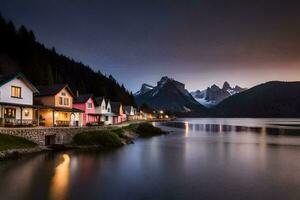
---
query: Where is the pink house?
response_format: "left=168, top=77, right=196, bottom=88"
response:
left=73, top=94, right=100, bottom=126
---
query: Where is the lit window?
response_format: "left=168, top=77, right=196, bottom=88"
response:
left=64, top=98, right=69, bottom=106
left=59, top=97, right=63, bottom=105
left=4, top=108, right=16, bottom=118
left=11, top=86, right=21, bottom=98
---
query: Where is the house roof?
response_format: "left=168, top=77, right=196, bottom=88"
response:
left=35, top=104, right=84, bottom=113
left=110, top=101, right=122, bottom=115
left=94, top=96, right=105, bottom=106
left=35, top=84, right=76, bottom=98
left=0, top=72, right=39, bottom=93
left=74, top=94, right=93, bottom=103
left=124, top=106, right=133, bottom=115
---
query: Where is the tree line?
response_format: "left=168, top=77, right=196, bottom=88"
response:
left=0, top=14, right=136, bottom=106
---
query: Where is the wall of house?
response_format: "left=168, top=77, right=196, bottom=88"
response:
left=0, top=78, right=33, bottom=105
left=54, top=87, right=73, bottom=108
left=70, top=113, right=82, bottom=127
left=0, top=105, right=33, bottom=120
left=39, top=109, right=54, bottom=126
left=120, top=105, right=127, bottom=122
left=34, top=96, right=55, bottom=107
left=73, top=98, right=96, bottom=125
left=95, top=99, right=106, bottom=114
left=100, top=115, right=113, bottom=125
left=55, top=112, right=70, bottom=122
left=72, top=103, right=86, bottom=124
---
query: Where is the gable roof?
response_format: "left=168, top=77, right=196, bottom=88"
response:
left=36, top=84, right=76, bottom=97
left=94, top=97, right=105, bottom=107
left=74, top=94, right=93, bottom=103
left=0, top=72, right=39, bottom=93
left=110, top=101, right=122, bottom=114
left=124, top=105, right=133, bottom=114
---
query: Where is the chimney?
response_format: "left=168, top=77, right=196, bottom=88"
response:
left=76, top=90, right=79, bottom=97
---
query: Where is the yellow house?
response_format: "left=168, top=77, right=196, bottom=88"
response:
left=34, top=84, right=83, bottom=126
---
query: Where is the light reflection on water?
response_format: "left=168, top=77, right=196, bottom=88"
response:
left=0, top=118, right=300, bottom=200
left=159, top=118, right=300, bottom=136
left=49, top=154, right=70, bottom=200
left=184, top=121, right=189, bottom=137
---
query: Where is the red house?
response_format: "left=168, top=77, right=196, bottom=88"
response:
left=73, top=94, right=100, bottom=126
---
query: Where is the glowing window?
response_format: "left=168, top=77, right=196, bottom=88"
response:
left=11, top=86, right=21, bottom=98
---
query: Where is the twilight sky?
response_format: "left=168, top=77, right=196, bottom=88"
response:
left=1, top=0, right=300, bottom=92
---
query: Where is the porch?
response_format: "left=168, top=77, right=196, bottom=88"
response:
left=37, top=105, right=83, bottom=127
left=0, top=103, right=37, bottom=127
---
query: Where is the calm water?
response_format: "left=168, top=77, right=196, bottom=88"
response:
left=1, top=118, right=300, bottom=200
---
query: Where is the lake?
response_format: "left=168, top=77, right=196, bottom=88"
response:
left=1, top=118, right=300, bottom=200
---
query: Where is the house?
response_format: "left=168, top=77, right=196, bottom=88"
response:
left=124, top=105, right=138, bottom=121
left=73, top=94, right=100, bottom=126
left=110, top=101, right=126, bottom=124
left=34, top=84, right=83, bottom=126
left=0, top=73, right=39, bottom=126
left=94, top=97, right=114, bottom=125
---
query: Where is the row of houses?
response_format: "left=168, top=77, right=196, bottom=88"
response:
left=0, top=72, right=141, bottom=127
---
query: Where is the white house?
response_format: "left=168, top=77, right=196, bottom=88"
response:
left=94, top=97, right=114, bottom=125
left=0, top=72, right=39, bottom=126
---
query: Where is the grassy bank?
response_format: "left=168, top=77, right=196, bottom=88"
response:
left=125, top=123, right=167, bottom=138
left=0, top=134, right=37, bottom=151
left=73, top=123, right=167, bottom=148
left=73, top=130, right=123, bottom=148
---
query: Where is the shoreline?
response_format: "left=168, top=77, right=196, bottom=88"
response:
left=0, top=121, right=168, bottom=161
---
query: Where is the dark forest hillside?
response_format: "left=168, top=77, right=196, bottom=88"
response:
left=0, top=15, right=135, bottom=105
left=210, top=81, right=300, bottom=117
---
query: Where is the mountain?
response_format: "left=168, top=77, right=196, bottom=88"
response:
left=191, top=81, right=247, bottom=107
left=135, top=76, right=206, bottom=113
left=134, top=83, right=154, bottom=96
left=210, top=81, right=300, bottom=117
left=0, top=15, right=135, bottom=105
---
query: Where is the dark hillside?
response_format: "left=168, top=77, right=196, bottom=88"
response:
left=0, top=15, right=135, bottom=105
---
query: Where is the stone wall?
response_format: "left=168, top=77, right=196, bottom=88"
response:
left=0, top=123, right=133, bottom=145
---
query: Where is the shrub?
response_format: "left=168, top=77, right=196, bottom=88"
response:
left=73, top=130, right=123, bottom=147
left=135, top=123, right=166, bottom=138
left=124, top=124, right=139, bottom=132
left=111, top=128, right=125, bottom=138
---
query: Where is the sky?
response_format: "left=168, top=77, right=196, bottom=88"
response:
left=1, top=0, right=300, bottom=92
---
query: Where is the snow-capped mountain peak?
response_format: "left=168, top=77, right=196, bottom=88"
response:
left=134, top=83, right=154, bottom=96
left=191, top=82, right=247, bottom=107
left=135, top=76, right=205, bottom=112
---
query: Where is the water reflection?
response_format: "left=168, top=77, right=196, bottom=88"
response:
left=49, top=154, right=71, bottom=200
left=160, top=120, right=300, bottom=136
left=184, top=121, right=189, bottom=137
left=1, top=119, right=300, bottom=200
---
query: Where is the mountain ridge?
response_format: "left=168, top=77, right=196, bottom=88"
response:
left=191, top=82, right=247, bottom=107
left=209, top=81, right=300, bottom=117
left=135, top=76, right=206, bottom=113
